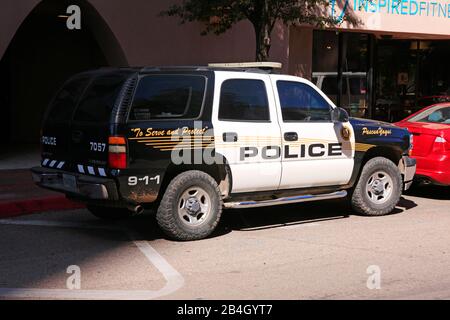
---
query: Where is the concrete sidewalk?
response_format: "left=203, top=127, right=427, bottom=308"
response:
left=0, top=169, right=84, bottom=218
left=0, top=144, right=41, bottom=170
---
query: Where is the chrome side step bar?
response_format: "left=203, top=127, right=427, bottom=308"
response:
left=224, top=190, right=347, bottom=209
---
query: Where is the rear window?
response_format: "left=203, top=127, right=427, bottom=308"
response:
left=408, top=105, right=450, bottom=124
left=129, top=75, right=206, bottom=120
left=47, top=76, right=90, bottom=122
left=73, top=73, right=128, bottom=122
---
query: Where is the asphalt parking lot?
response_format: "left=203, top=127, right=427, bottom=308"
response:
left=0, top=185, right=449, bottom=300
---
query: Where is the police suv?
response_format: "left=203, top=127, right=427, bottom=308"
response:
left=32, top=62, right=416, bottom=241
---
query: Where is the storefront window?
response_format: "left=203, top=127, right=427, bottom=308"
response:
left=312, top=31, right=339, bottom=105
left=374, top=40, right=418, bottom=122
left=375, top=40, right=450, bottom=123
left=312, top=31, right=450, bottom=123
left=341, top=33, right=369, bottom=118
left=312, top=30, right=370, bottom=118
left=419, top=41, right=450, bottom=98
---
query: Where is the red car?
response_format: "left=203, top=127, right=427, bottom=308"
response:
left=396, top=103, right=450, bottom=185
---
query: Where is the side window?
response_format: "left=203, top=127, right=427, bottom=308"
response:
left=219, top=79, right=270, bottom=122
left=129, top=75, right=206, bottom=120
left=277, top=81, right=332, bottom=122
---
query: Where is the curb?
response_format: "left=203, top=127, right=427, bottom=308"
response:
left=0, top=196, right=85, bottom=219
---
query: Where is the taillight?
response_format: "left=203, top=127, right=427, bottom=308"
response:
left=432, top=136, right=448, bottom=154
left=108, top=136, right=127, bottom=169
left=408, top=133, right=414, bottom=156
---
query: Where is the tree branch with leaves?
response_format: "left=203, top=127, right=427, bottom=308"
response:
left=161, top=0, right=359, bottom=61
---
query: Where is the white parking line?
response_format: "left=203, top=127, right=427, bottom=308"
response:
left=0, top=219, right=122, bottom=230
left=0, top=219, right=184, bottom=300
left=279, top=222, right=321, bottom=230
left=239, top=221, right=321, bottom=231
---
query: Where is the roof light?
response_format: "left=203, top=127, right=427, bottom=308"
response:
left=208, top=62, right=282, bottom=69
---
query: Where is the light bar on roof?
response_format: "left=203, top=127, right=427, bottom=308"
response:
left=208, top=62, right=282, bottom=69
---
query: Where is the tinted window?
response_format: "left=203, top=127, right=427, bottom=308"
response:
left=277, top=81, right=331, bottom=121
left=47, top=76, right=89, bottom=122
left=219, top=79, right=269, bottom=121
left=129, top=75, right=206, bottom=120
left=73, top=73, right=127, bottom=122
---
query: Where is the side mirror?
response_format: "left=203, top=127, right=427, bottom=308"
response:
left=331, top=107, right=349, bottom=123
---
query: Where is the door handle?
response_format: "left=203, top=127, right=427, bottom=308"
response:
left=223, top=132, right=238, bottom=142
left=284, top=132, right=298, bottom=142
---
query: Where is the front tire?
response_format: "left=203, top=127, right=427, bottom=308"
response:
left=156, top=170, right=223, bottom=241
left=351, top=157, right=402, bottom=216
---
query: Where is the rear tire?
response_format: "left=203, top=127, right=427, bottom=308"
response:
left=87, top=205, right=133, bottom=220
left=351, top=157, right=402, bottom=216
left=156, top=170, right=222, bottom=241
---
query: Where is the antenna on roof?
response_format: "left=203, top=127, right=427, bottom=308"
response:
left=208, top=62, right=282, bottom=70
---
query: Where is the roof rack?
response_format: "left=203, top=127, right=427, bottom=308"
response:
left=208, top=62, right=282, bottom=70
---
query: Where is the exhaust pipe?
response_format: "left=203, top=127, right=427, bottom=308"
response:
left=129, top=205, right=144, bottom=215
left=418, top=178, right=432, bottom=186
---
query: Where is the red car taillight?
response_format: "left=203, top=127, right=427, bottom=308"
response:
left=108, top=136, right=127, bottom=169
left=431, top=136, right=449, bottom=154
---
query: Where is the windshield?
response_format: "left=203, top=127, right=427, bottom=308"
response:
left=408, top=105, right=450, bottom=124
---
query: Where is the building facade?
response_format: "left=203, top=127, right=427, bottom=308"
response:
left=1, top=0, right=449, bottom=144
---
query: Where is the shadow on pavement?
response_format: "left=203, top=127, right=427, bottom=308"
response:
left=397, top=196, right=418, bottom=211
left=216, top=199, right=352, bottom=234
left=405, top=184, right=450, bottom=201
left=126, top=195, right=418, bottom=240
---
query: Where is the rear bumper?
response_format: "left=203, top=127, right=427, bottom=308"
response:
left=414, top=155, right=450, bottom=186
left=415, top=170, right=450, bottom=186
left=401, top=155, right=416, bottom=190
left=31, top=167, right=120, bottom=201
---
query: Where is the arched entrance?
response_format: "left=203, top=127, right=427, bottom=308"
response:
left=0, top=0, right=127, bottom=145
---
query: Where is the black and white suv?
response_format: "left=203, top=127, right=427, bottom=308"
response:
left=32, top=63, right=416, bottom=240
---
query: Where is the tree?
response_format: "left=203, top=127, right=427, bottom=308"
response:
left=161, top=0, right=359, bottom=61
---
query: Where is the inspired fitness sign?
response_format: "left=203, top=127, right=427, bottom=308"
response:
left=331, top=0, right=450, bottom=35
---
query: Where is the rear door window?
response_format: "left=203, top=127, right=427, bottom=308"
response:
left=73, top=73, right=128, bottom=123
left=218, top=79, right=270, bottom=121
left=129, top=75, right=206, bottom=120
